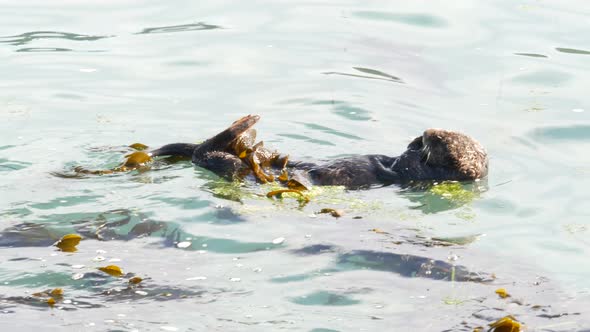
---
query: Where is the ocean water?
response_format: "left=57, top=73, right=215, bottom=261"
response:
left=1, top=1, right=590, bottom=331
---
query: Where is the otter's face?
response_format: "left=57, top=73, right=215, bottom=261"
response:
left=421, top=129, right=458, bottom=167
left=403, top=129, right=488, bottom=180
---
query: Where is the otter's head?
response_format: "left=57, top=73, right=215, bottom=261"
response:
left=404, top=129, right=488, bottom=180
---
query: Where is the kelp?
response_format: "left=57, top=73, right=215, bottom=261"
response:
left=129, top=276, right=143, bottom=284
left=54, top=233, right=82, bottom=252
left=317, top=208, right=343, bottom=218
left=228, top=126, right=318, bottom=198
left=230, top=128, right=289, bottom=184
left=71, top=149, right=154, bottom=176
left=488, top=315, right=522, bottom=332
left=495, top=288, right=510, bottom=299
left=3, top=230, right=207, bottom=310
left=429, top=181, right=476, bottom=204
left=207, top=179, right=249, bottom=202
left=59, top=120, right=341, bottom=208
left=227, top=129, right=331, bottom=205
left=129, top=143, right=149, bottom=151
left=98, top=265, right=124, bottom=277
left=32, top=288, right=64, bottom=307
left=266, top=189, right=310, bottom=204
left=401, top=180, right=487, bottom=216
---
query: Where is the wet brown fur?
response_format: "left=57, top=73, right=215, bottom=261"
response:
left=150, top=116, right=489, bottom=188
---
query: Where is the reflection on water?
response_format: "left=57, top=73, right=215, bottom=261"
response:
left=298, top=122, right=364, bottom=140
left=323, top=67, right=404, bottom=84
left=273, top=247, right=489, bottom=283
left=338, top=250, right=487, bottom=282
left=3, top=0, right=590, bottom=330
left=353, top=67, right=403, bottom=82
left=0, top=209, right=279, bottom=254
left=511, top=69, right=571, bottom=86
left=0, top=158, right=31, bottom=172
left=290, top=291, right=360, bottom=306
left=531, top=125, right=590, bottom=142
left=0, top=31, right=111, bottom=46
left=16, top=47, right=72, bottom=52
left=0, top=223, right=57, bottom=248
left=291, top=244, right=337, bottom=256
left=402, top=180, right=487, bottom=214
left=352, top=11, right=447, bottom=28
left=277, top=133, right=336, bottom=146
left=16, top=47, right=106, bottom=53
left=136, top=22, right=222, bottom=35
left=514, top=53, right=548, bottom=58
left=555, top=47, right=590, bottom=55
left=285, top=97, right=375, bottom=121
left=2, top=270, right=215, bottom=311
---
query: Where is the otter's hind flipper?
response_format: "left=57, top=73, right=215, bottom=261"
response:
left=192, top=115, right=260, bottom=162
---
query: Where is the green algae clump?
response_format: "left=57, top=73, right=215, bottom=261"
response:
left=429, top=181, right=476, bottom=204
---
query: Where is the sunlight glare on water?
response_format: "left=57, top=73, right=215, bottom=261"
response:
left=1, top=1, right=590, bottom=331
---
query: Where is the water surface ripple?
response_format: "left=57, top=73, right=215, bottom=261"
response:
left=1, top=1, right=590, bottom=331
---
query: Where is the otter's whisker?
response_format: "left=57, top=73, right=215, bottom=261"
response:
left=422, top=144, right=431, bottom=164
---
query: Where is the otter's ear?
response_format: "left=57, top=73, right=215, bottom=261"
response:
left=407, top=136, right=423, bottom=150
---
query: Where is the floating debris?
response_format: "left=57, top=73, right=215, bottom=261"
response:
left=72, top=273, right=84, bottom=280
left=185, top=276, right=207, bottom=281
left=98, top=265, right=124, bottom=277
left=46, top=297, right=56, bottom=307
left=129, top=143, right=149, bottom=151
left=429, top=181, right=475, bottom=204
left=266, top=189, right=310, bottom=203
left=73, top=150, right=153, bottom=175
left=50, top=288, right=63, bottom=297
left=495, top=288, right=510, bottom=299
left=128, top=276, right=143, bottom=284
left=54, top=234, right=82, bottom=252
left=272, top=237, right=285, bottom=245
left=32, top=288, right=64, bottom=307
left=317, top=208, right=343, bottom=218
left=488, top=315, right=522, bottom=332
left=121, top=151, right=152, bottom=169
left=176, top=241, right=192, bottom=249
left=160, top=326, right=179, bottom=332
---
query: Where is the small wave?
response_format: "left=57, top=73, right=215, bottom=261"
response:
left=0, top=31, right=111, bottom=46
left=136, top=22, right=222, bottom=35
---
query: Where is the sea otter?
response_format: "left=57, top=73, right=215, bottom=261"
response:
left=149, top=115, right=488, bottom=189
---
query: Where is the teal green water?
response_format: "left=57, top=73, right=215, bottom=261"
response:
left=2, top=1, right=590, bottom=331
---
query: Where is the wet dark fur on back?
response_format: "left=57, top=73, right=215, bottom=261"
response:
left=150, top=116, right=488, bottom=189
